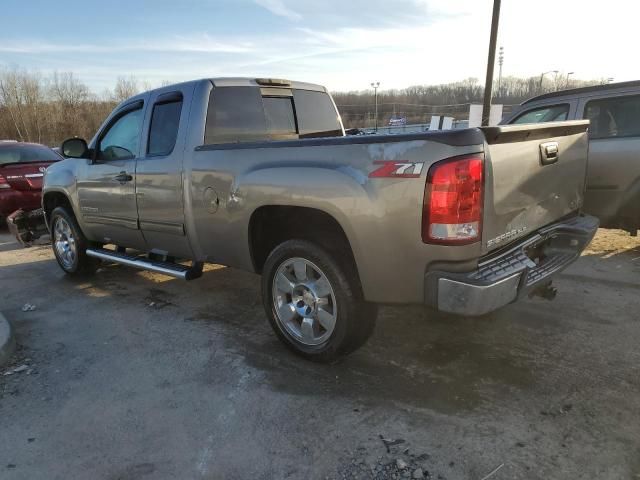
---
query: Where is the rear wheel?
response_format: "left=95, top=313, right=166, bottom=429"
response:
left=262, top=239, right=377, bottom=362
left=50, top=206, right=99, bottom=275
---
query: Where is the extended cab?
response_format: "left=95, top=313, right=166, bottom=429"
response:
left=43, top=78, right=598, bottom=361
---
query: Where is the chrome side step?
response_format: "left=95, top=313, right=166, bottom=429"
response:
left=86, top=248, right=203, bottom=280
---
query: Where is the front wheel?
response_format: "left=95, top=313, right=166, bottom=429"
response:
left=262, top=239, right=377, bottom=362
left=50, top=206, right=99, bottom=276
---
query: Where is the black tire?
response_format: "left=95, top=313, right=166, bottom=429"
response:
left=50, top=206, right=99, bottom=276
left=262, top=239, right=377, bottom=362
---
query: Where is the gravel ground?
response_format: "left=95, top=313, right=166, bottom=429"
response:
left=0, top=227, right=638, bottom=479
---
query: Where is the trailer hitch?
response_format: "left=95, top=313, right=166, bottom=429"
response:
left=529, top=281, right=557, bottom=301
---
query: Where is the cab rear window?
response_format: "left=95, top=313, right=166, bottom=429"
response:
left=204, top=86, right=341, bottom=145
left=263, top=96, right=296, bottom=138
left=293, top=89, right=342, bottom=139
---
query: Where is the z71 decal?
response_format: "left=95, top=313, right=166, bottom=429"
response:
left=369, top=161, right=424, bottom=178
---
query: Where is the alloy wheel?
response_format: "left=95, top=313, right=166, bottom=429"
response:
left=272, top=257, right=338, bottom=346
left=53, top=217, right=77, bottom=270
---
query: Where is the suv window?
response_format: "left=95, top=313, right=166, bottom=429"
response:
left=584, top=94, right=640, bottom=139
left=512, top=104, right=569, bottom=124
left=263, top=96, right=296, bottom=138
left=205, top=87, right=267, bottom=144
left=293, top=89, right=342, bottom=138
left=99, top=106, right=143, bottom=160
left=148, top=95, right=183, bottom=156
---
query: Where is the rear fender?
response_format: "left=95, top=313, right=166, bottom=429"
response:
left=237, top=165, right=376, bottom=286
left=238, top=165, right=372, bottom=245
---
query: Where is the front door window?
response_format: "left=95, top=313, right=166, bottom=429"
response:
left=99, top=107, right=143, bottom=160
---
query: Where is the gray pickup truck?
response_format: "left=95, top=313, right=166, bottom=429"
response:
left=43, top=77, right=598, bottom=361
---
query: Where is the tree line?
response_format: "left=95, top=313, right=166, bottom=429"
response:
left=0, top=68, right=605, bottom=145
left=0, top=69, right=149, bottom=146
left=333, top=76, right=603, bottom=128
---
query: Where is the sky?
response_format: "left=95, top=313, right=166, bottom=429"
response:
left=0, top=0, right=637, bottom=93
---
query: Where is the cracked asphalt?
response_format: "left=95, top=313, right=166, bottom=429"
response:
left=0, top=227, right=639, bottom=479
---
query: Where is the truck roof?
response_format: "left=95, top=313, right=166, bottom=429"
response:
left=210, top=77, right=327, bottom=92
left=126, top=78, right=328, bottom=104
left=522, top=80, right=640, bottom=105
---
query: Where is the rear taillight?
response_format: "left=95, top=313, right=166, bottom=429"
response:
left=0, top=173, right=10, bottom=189
left=422, top=154, right=484, bottom=244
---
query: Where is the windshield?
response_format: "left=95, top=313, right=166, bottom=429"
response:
left=0, top=143, right=61, bottom=165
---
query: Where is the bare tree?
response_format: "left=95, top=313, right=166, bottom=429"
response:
left=111, top=76, right=140, bottom=103
left=333, top=75, right=601, bottom=128
left=0, top=68, right=45, bottom=142
left=0, top=69, right=604, bottom=144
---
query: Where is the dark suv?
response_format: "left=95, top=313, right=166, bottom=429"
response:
left=502, top=80, right=640, bottom=235
left=0, top=141, right=62, bottom=222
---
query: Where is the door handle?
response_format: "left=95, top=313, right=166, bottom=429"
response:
left=539, top=142, right=559, bottom=165
left=114, top=172, right=133, bottom=183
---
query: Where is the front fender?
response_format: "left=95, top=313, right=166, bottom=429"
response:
left=42, top=160, right=79, bottom=224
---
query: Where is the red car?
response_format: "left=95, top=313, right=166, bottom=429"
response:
left=0, top=141, right=62, bottom=222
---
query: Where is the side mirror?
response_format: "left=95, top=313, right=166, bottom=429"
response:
left=61, top=137, right=89, bottom=159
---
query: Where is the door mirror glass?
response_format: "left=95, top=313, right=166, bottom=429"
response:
left=61, top=137, right=89, bottom=158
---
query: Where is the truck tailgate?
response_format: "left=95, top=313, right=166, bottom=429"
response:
left=481, top=120, right=590, bottom=253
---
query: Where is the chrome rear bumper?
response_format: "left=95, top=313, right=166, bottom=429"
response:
left=425, top=214, right=599, bottom=316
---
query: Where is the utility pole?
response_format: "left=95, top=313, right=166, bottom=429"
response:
left=481, top=0, right=501, bottom=126
left=539, top=70, right=558, bottom=91
left=497, top=46, right=504, bottom=97
left=566, top=71, right=574, bottom=88
left=371, top=82, right=380, bottom=131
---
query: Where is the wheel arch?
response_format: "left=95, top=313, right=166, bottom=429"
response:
left=248, top=205, right=360, bottom=281
left=42, top=190, right=74, bottom=229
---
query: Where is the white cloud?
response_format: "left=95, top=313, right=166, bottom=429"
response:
left=254, top=0, right=302, bottom=21
left=0, top=35, right=252, bottom=54
left=3, top=0, right=639, bottom=93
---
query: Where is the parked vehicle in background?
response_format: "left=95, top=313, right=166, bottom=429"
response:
left=502, top=80, right=640, bottom=235
left=0, top=141, right=62, bottom=223
left=43, top=77, right=597, bottom=361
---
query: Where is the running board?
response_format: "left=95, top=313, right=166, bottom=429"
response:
left=86, top=248, right=203, bottom=280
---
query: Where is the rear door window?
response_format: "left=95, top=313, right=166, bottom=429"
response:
left=293, top=90, right=342, bottom=138
left=583, top=94, right=640, bottom=139
left=511, top=104, right=570, bottom=124
left=148, top=93, right=183, bottom=156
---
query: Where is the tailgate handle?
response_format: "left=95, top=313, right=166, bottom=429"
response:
left=540, top=142, right=559, bottom=165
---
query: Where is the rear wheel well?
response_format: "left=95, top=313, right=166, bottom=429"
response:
left=43, top=192, right=73, bottom=226
left=249, top=206, right=358, bottom=277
